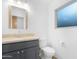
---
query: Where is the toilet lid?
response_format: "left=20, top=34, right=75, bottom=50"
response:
left=41, top=47, right=55, bottom=54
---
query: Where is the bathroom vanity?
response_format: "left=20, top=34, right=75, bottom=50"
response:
left=2, top=34, right=39, bottom=59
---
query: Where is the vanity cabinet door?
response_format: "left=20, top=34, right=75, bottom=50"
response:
left=2, top=51, right=21, bottom=59
left=22, top=47, right=39, bottom=59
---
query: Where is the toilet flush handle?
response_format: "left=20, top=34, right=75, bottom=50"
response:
left=60, top=40, right=65, bottom=47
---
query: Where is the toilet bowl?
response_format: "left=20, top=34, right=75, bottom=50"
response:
left=40, top=47, right=55, bottom=59
left=39, top=39, right=55, bottom=59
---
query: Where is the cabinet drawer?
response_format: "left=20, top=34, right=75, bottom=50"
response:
left=3, top=40, right=39, bottom=53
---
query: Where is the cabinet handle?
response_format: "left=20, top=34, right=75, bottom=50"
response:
left=21, top=50, right=24, bottom=53
left=17, top=51, right=20, bottom=54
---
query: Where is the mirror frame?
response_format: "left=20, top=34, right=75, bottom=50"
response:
left=8, top=5, right=28, bottom=30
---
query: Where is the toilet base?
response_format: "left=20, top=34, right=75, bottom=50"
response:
left=41, top=55, right=52, bottom=59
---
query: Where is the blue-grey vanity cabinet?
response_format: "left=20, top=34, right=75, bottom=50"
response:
left=2, top=40, right=39, bottom=59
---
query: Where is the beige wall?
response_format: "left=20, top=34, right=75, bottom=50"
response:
left=48, top=0, right=77, bottom=59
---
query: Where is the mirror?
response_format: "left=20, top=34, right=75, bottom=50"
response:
left=9, top=6, right=28, bottom=30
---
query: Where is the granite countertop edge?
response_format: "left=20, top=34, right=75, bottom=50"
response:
left=2, top=37, right=39, bottom=44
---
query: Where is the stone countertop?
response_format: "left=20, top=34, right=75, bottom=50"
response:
left=2, top=33, right=39, bottom=44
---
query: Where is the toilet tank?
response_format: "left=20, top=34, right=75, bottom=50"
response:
left=39, top=39, right=48, bottom=48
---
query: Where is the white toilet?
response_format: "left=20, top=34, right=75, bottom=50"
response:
left=39, top=39, right=55, bottom=59
left=40, top=47, right=55, bottom=59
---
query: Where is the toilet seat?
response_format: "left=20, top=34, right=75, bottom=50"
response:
left=41, top=47, right=55, bottom=57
